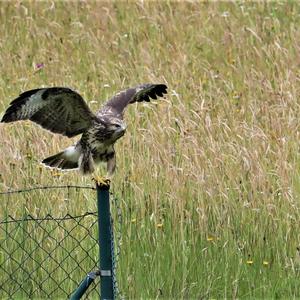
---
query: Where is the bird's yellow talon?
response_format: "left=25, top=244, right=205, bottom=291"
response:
left=92, top=175, right=111, bottom=187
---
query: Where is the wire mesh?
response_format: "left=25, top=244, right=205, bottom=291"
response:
left=0, top=186, right=101, bottom=299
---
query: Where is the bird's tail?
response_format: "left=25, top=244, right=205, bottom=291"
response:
left=42, top=146, right=79, bottom=170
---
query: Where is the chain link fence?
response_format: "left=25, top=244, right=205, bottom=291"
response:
left=0, top=185, right=120, bottom=299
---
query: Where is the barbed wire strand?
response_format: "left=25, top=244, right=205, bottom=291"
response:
left=0, top=185, right=96, bottom=195
left=0, top=211, right=98, bottom=225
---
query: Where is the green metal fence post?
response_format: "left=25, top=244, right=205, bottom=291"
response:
left=97, top=183, right=115, bottom=300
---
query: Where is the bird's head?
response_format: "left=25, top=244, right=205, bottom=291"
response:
left=106, top=117, right=127, bottom=139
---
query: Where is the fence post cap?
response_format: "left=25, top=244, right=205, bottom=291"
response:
left=95, top=181, right=111, bottom=190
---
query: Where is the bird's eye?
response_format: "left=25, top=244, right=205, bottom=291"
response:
left=114, top=124, right=121, bottom=128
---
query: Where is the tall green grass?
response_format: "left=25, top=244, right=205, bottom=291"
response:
left=1, top=1, right=300, bottom=298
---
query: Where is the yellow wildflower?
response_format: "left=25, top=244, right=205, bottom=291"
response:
left=26, top=153, right=32, bottom=159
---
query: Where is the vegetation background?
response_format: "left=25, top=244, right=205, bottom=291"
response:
left=1, top=1, right=300, bottom=298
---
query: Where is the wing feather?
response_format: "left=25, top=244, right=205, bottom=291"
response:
left=98, top=83, right=167, bottom=118
left=1, top=87, right=96, bottom=137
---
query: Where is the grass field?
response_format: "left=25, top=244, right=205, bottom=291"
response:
left=1, top=1, right=300, bottom=299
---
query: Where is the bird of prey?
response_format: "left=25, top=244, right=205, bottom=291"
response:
left=1, top=83, right=168, bottom=185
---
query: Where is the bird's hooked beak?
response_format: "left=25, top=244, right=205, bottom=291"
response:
left=119, top=124, right=126, bottom=135
left=115, top=123, right=126, bottom=138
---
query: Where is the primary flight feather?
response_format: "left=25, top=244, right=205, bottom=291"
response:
left=1, top=84, right=168, bottom=176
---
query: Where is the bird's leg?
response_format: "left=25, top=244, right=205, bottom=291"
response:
left=106, top=153, right=116, bottom=179
left=92, top=153, right=115, bottom=188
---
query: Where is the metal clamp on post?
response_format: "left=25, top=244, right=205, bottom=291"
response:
left=100, top=270, right=112, bottom=277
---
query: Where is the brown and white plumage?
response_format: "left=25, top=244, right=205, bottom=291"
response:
left=1, top=84, right=168, bottom=175
left=2, top=88, right=95, bottom=137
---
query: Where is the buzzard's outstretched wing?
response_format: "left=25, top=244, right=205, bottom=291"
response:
left=99, top=83, right=168, bottom=118
left=1, top=87, right=96, bottom=137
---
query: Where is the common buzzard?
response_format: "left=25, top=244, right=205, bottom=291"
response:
left=1, top=84, right=168, bottom=182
